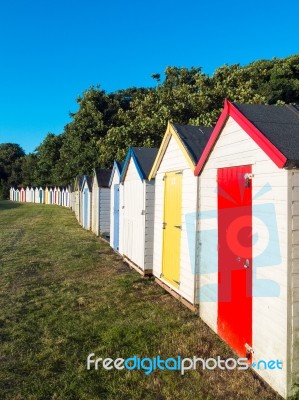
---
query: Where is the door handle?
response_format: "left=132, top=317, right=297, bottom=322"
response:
left=174, top=225, right=182, bottom=230
left=244, top=259, right=250, bottom=269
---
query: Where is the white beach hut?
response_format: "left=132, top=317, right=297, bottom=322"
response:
left=109, top=161, right=124, bottom=253
left=74, top=176, right=84, bottom=222
left=26, top=187, right=31, bottom=202
left=15, top=188, right=20, bottom=202
left=149, top=122, right=213, bottom=310
left=81, top=175, right=92, bottom=230
left=30, top=187, right=35, bottom=203
left=91, top=168, right=112, bottom=238
left=194, top=100, right=299, bottom=398
left=10, top=187, right=14, bottom=201
left=120, top=147, right=158, bottom=274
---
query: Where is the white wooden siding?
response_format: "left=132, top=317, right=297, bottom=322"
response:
left=289, top=170, right=299, bottom=396
left=110, top=170, right=120, bottom=248
left=75, top=191, right=80, bottom=221
left=82, top=181, right=92, bottom=230
left=122, top=158, right=145, bottom=270
left=91, top=180, right=99, bottom=235
left=144, top=181, right=155, bottom=270
left=119, top=183, right=124, bottom=255
left=199, top=116, right=288, bottom=398
left=153, top=136, right=198, bottom=303
left=99, top=187, right=110, bottom=236
left=26, top=188, right=31, bottom=202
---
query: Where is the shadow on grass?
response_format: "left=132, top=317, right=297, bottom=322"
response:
left=0, top=200, right=23, bottom=210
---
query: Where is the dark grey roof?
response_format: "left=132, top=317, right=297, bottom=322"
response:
left=172, top=124, right=214, bottom=164
left=94, top=168, right=112, bottom=188
left=81, top=175, right=92, bottom=191
left=75, top=175, right=84, bottom=190
left=115, top=160, right=124, bottom=173
left=233, top=103, right=299, bottom=167
left=131, top=147, right=159, bottom=179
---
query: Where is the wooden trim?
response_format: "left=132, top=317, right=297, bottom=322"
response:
left=155, top=278, right=197, bottom=312
left=195, top=99, right=287, bottom=176
left=148, top=121, right=172, bottom=180
left=123, top=256, right=152, bottom=276
left=149, top=122, right=196, bottom=180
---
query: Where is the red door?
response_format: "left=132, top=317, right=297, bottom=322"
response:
left=218, top=165, right=252, bottom=358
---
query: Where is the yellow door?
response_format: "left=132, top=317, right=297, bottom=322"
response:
left=162, top=171, right=182, bottom=287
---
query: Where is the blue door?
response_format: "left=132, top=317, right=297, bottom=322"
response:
left=84, top=188, right=89, bottom=229
left=113, top=184, right=120, bottom=250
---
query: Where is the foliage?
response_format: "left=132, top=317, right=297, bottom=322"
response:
left=1, top=55, right=299, bottom=193
left=0, top=143, right=25, bottom=198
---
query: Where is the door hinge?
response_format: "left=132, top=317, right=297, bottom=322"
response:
left=160, top=273, right=164, bottom=278
left=162, top=222, right=166, bottom=229
left=245, top=343, right=254, bottom=355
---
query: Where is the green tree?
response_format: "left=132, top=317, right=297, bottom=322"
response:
left=0, top=143, right=25, bottom=198
left=34, top=133, right=64, bottom=186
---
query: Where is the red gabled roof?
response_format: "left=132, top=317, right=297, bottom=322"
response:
left=194, top=99, right=287, bottom=176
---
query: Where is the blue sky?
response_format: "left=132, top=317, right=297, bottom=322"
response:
left=0, top=0, right=298, bottom=154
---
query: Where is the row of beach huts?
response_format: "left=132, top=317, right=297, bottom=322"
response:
left=9, top=100, right=299, bottom=398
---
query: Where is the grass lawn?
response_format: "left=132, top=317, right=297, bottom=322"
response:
left=0, top=200, right=282, bottom=400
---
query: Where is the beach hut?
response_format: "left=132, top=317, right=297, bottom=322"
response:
left=57, top=187, right=61, bottom=206
left=45, top=187, right=49, bottom=204
left=81, top=175, right=92, bottom=230
left=30, top=187, right=34, bottom=202
left=38, top=187, right=44, bottom=203
left=64, top=185, right=72, bottom=208
left=63, top=187, right=67, bottom=207
left=26, top=187, right=31, bottom=202
left=109, top=161, right=124, bottom=252
left=149, top=122, right=213, bottom=309
left=10, top=187, right=14, bottom=201
left=120, top=147, right=158, bottom=274
left=53, top=187, right=58, bottom=205
left=26, top=187, right=30, bottom=202
left=91, top=168, right=112, bottom=238
left=194, top=100, right=299, bottom=398
left=30, top=187, right=35, bottom=202
left=74, top=176, right=84, bottom=222
left=49, top=187, right=54, bottom=204
left=34, top=187, right=39, bottom=203
left=61, top=187, right=65, bottom=207
left=20, top=187, right=26, bottom=202
left=15, top=188, right=20, bottom=202
left=68, top=184, right=75, bottom=210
